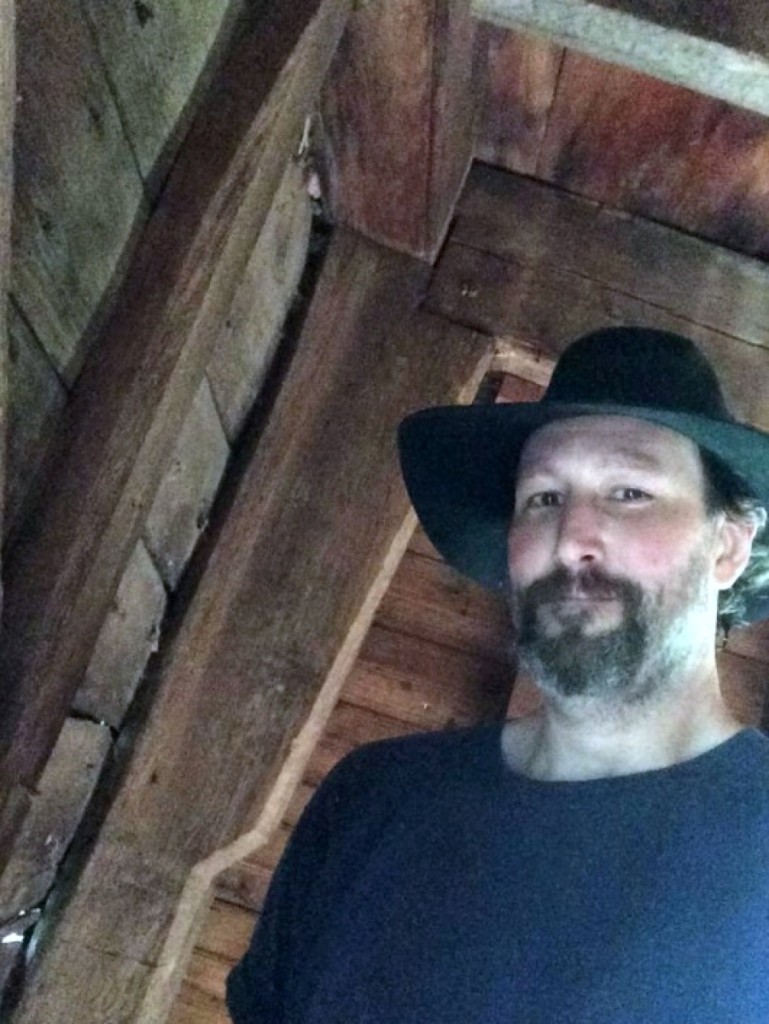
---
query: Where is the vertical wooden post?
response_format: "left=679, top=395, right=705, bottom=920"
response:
left=321, top=0, right=477, bottom=262
left=0, top=0, right=14, bottom=593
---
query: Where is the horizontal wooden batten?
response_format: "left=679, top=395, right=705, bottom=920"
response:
left=454, top=165, right=769, bottom=354
left=473, top=0, right=769, bottom=118
left=0, top=0, right=352, bottom=871
left=9, top=230, right=491, bottom=1024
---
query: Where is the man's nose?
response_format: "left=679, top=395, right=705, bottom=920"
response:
left=555, top=497, right=605, bottom=568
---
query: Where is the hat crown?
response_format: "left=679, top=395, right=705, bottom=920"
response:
left=544, top=328, right=732, bottom=420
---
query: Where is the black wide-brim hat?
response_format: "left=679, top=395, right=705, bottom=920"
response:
left=399, top=327, right=769, bottom=620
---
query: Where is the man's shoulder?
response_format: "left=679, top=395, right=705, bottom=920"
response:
left=321, top=723, right=502, bottom=807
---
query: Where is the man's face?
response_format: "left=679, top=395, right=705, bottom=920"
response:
left=507, top=415, right=721, bottom=703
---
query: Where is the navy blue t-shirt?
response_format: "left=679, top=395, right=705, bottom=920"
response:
left=227, top=725, right=769, bottom=1023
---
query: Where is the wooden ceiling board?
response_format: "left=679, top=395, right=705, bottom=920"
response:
left=473, top=0, right=769, bottom=118
left=537, top=51, right=769, bottom=259
left=429, top=239, right=769, bottom=431
left=477, top=25, right=563, bottom=174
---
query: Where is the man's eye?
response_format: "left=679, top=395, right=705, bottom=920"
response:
left=612, top=487, right=650, bottom=502
left=527, top=491, right=562, bottom=508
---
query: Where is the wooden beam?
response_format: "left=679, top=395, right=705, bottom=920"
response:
left=0, top=0, right=14, bottom=587
left=474, top=0, right=769, bottom=117
left=321, top=0, right=478, bottom=261
left=9, top=230, right=491, bottom=1023
left=427, top=166, right=769, bottom=432
left=0, top=0, right=351, bottom=875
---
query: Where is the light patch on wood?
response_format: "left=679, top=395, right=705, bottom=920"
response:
left=12, top=0, right=146, bottom=383
left=144, top=378, right=230, bottom=591
left=492, top=337, right=555, bottom=385
left=0, top=719, right=112, bottom=923
left=207, top=159, right=312, bottom=442
left=74, top=540, right=167, bottom=730
left=474, top=0, right=769, bottom=117
left=81, top=0, right=244, bottom=188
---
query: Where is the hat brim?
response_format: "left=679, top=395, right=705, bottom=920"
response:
left=398, top=402, right=769, bottom=621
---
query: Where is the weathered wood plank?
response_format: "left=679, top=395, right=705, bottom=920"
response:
left=321, top=0, right=477, bottom=260
left=0, top=0, right=352, bottom=874
left=0, top=0, right=14, bottom=580
left=144, top=378, right=230, bottom=591
left=536, top=51, right=769, bottom=259
left=206, top=158, right=312, bottom=443
left=473, top=0, right=769, bottom=118
left=81, top=0, right=244, bottom=189
left=12, top=0, right=146, bottom=383
left=5, top=303, right=67, bottom=540
left=378, top=548, right=517, bottom=662
left=477, top=25, right=563, bottom=174
left=10, top=231, right=491, bottom=1024
left=454, top=165, right=769, bottom=351
left=344, top=623, right=512, bottom=729
left=74, top=540, right=166, bottom=730
left=0, top=718, right=112, bottom=923
left=428, top=238, right=769, bottom=433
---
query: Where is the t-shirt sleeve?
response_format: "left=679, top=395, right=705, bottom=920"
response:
left=225, top=750, right=371, bottom=1023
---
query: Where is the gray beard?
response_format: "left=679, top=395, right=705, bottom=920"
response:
left=510, top=558, right=708, bottom=706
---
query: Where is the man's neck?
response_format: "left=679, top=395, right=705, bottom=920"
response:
left=502, top=667, right=743, bottom=782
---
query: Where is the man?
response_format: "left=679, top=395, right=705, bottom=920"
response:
left=228, top=327, right=769, bottom=1023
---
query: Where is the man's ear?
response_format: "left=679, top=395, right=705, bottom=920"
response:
left=713, top=515, right=759, bottom=590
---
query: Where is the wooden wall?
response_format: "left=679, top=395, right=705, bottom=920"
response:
left=169, top=523, right=515, bottom=1024
left=478, top=26, right=769, bottom=259
left=8, top=0, right=243, bottom=537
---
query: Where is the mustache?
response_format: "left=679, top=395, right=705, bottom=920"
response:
left=517, top=565, right=642, bottom=609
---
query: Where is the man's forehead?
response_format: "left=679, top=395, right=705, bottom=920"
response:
left=517, top=415, right=701, bottom=473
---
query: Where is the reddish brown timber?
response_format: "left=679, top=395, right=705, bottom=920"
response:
left=9, top=230, right=491, bottom=1024
left=474, top=0, right=769, bottom=118
left=537, top=51, right=769, bottom=259
left=321, top=0, right=477, bottom=261
left=477, top=25, right=563, bottom=175
left=0, top=0, right=351, bottom=873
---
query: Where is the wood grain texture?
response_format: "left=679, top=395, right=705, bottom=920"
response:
left=9, top=231, right=490, bottom=1024
left=588, top=0, right=769, bottom=56
left=0, top=718, right=112, bottom=922
left=321, top=0, right=477, bottom=260
left=6, top=301, right=66, bottom=542
left=429, top=239, right=769, bottom=432
left=477, top=25, right=563, bottom=174
left=74, top=540, right=166, bottom=730
left=377, top=548, right=512, bottom=661
left=0, top=0, right=351, bottom=876
left=455, top=165, right=769, bottom=350
left=206, top=158, right=312, bottom=443
left=81, top=0, right=244, bottom=189
left=0, top=0, right=12, bottom=563
left=537, top=51, right=769, bottom=259
left=344, top=622, right=512, bottom=729
left=474, top=0, right=769, bottom=118
left=427, top=167, right=769, bottom=431
left=12, top=0, right=146, bottom=383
